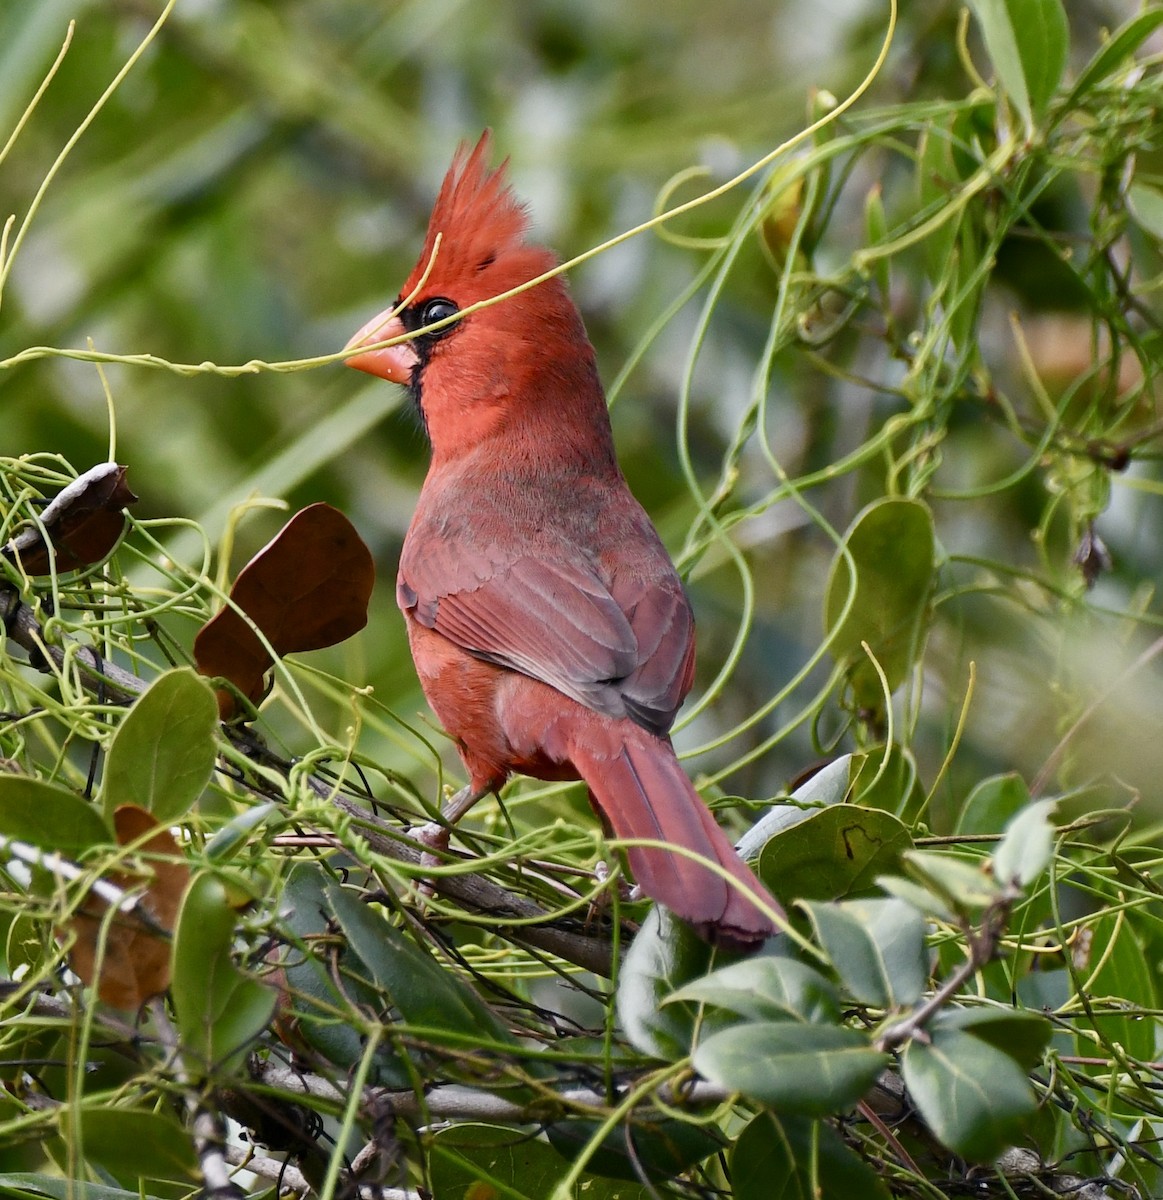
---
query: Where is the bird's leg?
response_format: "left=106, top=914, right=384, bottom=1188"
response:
left=411, top=785, right=491, bottom=902
left=415, top=783, right=490, bottom=859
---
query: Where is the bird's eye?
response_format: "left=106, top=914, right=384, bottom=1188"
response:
left=420, top=297, right=459, bottom=328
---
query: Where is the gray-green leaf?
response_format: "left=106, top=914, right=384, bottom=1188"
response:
left=968, top=0, right=1068, bottom=132
left=801, top=898, right=928, bottom=1008
left=693, top=1022, right=888, bottom=1115
left=102, top=667, right=218, bottom=824
left=824, top=498, right=935, bottom=716
left=992, top=799, right=1057, bottom=887
left=901, top=1028, right=1036, bottom=1161
left=668, top=956, right=839, bottom=1024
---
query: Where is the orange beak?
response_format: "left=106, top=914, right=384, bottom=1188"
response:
left=343, top=311, right=418, bottom=384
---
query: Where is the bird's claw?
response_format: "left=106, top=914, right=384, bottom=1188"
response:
left=594, top=860, right=640, bottom=902
left=414, top=821, right=451, bottom=901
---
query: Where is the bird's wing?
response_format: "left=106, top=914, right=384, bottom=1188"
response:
left=398, top=538, right=691, bottom=730
left=606, top=568, right=695, bottom=731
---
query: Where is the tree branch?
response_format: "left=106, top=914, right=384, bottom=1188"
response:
left=256, top=1062, right=732, bottom=1121
left=2, top=583, right=143, bottom=704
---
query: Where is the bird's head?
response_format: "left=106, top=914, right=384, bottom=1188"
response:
left=345, top=132, right=604, bottom=455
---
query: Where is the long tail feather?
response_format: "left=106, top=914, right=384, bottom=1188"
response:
left=570, top=727, right=780, bottom=949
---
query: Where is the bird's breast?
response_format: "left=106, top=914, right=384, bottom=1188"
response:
left=402, top=616, right=582, bottom=790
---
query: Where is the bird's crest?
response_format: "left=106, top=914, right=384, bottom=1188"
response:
left=401, top=132, right=542, bottom=300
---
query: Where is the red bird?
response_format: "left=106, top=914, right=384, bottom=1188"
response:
left=345, top=134, right=779, bottom=949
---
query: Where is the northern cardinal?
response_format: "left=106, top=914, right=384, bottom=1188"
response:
left=345, top=133, right=779, bottom=949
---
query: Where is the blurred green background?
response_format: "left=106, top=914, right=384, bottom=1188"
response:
left=2, top=0, right=1159, bottom=827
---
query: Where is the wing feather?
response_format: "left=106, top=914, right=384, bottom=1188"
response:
left=399, top=540, right=692, bottom=731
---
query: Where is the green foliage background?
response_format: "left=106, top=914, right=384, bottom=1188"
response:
left=1, top=0, right=1162, bottom=1197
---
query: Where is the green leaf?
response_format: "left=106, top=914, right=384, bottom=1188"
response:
left=1076, top=912, right=1157, bottom=1062
left=204, top=800, right=279, bottom=861
left=913, top=100, right=993, bottom=360
left=956, top=773, right=1029, bottom=835
left=101, top=667, right=218, bottom=824
left=0, top=1177, right=159, bottom=1200
left=971, top=1, right=1032, bottom=120
left=877, top=874, right=956, bottom=922
left=1068, top=10, right=1163, bottom=102
left=901, top=1028, right=1036, bottom=1161
left=326, top=881, right=518, bottom=1050
left=933, top=1006, right=1051, bottom=1070
left=278, top=862, right=409, bottom=1083
left=916, top=118, right=960, bottom=290
left=1127, top=182, right=1163, bottom=242
left=737, top=755, right=855, bottom=860
left=992, top=799, right=1057, bottom=887
left=950, top=96, right=997, bottom=179
left=1018, top=0, right=1068, bottom=119
left=0, top=777, right=110, bottom=852
left=430, top=1123, right=653, bottom=1200
left=4, top=913, right=45, bottom=984
left=907, top=93, right=989, bottom=355
left=848, top=744, right=925, bottom=823
left=968, top=0, right=1068, bottom=130
left=801, top=898, right=928, bottom=1008
left=759, top=156, right=813, bottom=273
left=429, top=1124, right=563, bottom=1200
left=732, top=1113, right=892, bottom=1200
left=171, top=872, right=275, bottom=1073
left=758, top=804, right=912, bottom=907
left=668, top=956, right=839, bottom=1024
left=693, top=1022, right=888, bottom=1116
left=824, top=498, right=935, bottom=715
left=71, top=1107, right=198, bottom=1182
left=900, top=848, right=1001, bottom=912
left=1016, top=965, right=1071, bottom=1015
left=616, top=906, right=720, bottom=1059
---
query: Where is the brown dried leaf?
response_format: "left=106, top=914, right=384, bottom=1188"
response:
left=67, top=805, right=190, bottom=1011
left=193, top=503, right=375, bottom=719
left=5, top=463, right=137, bottom=575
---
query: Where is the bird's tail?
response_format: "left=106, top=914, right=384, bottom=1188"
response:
left=568, top=725, right=780, bottom=950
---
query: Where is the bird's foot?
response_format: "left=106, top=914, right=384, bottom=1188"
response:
left=413, top=821, right=451, bottom=900
left=594, top=860, right=641, bottom=902
left=415, top=820, right=451, bottom=856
